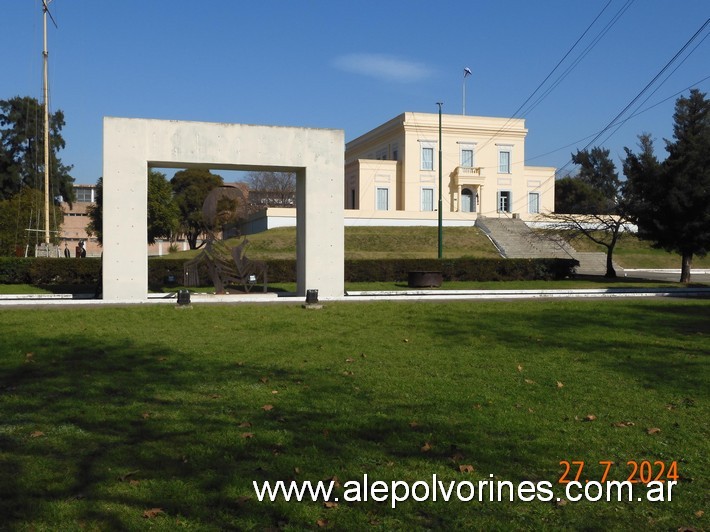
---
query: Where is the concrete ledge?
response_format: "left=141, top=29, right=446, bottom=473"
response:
left=346, top=287, right=710, bottom=300
left=1, top=287, right=708, bottom=307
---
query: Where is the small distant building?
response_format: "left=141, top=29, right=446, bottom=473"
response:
left=60, top=184, right=100, bottom=256
left=344, top=112, right=555, bottom=224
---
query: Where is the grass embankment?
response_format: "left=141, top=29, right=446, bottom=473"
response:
left=556, top=231, right=710, bottom=270
left=160, top=226, right=500, bottom=261
left=0, top=300, right=708, bottom=530
left=166, top=226, right=709, bottom=270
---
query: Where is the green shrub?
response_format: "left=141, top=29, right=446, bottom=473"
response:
left=1, top=257, right=577, bottom=289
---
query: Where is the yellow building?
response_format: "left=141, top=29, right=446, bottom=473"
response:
left=344, top=112, right=555, bottom=224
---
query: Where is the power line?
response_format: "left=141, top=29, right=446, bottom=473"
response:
left=510, top=0, right=614, bottom=120
left=518, top=0, right=635, bottom=117
left=557, top=16, right=710, bottom=175
left=473, top=1, right=631, bottom=156
left=524, top=74, right=710, bottom=165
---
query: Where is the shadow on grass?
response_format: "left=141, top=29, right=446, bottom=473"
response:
left=418, top=299, right=709, bottom=394
left=0, top=331, right=572, bottom=529
left=1, top=300, right=707, bottom=529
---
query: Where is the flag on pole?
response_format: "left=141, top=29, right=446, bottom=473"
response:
left=464, top=67, right=472, bottom=78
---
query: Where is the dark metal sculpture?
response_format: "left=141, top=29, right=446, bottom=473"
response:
left=183, top=185, right=267, bottom=293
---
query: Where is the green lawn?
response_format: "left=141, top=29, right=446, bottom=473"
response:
left=0, top=299, right=707, bottom=530
left=556, top=231, right=710, bottom=270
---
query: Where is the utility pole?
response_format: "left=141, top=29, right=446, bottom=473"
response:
left=437, top=102, right=443, bottom=259
left=42, top=0, right=51, bottom=244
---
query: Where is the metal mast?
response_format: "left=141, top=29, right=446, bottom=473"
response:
left=436, top=102, right=443, bottom=259
left=42, top=0, right=56, bottom=244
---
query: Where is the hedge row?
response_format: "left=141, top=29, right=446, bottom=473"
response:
left=0, top=256, right=578, bottom=287
left=0, top=258, right=102, bottom=285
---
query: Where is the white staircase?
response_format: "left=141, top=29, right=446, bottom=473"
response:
left=476, top=216, right=618, bottom=275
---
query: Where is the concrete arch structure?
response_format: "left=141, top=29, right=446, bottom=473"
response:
left=102, top=117, right=344, bottom=301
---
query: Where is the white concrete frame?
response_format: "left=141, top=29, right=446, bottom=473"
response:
left=103, top=117, right=344, bottom=301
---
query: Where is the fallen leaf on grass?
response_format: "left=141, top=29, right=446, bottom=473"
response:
left=524, top=379, right=535, bottom=385
left=316, top=519, right=329, bottom=528
left=647, top=427, right=661, bottom=435
left=408, top=421, right=420, bottom=429
left=129, top=479, right=140, bottom=486
left=323, top=501, right=338, bottom=509
left=695, top=510, right=704, bottom=518
left=421, top=441, right=432, bottom=452
left=582, top=415, right=597, bottom=422
left=458, top=464, right=475, bottom=473
left=238, top=421, right=252, bottom=428
left=259, top=376, right=269, bottom=384
left=240, top=432, right=254, bottom=439
left=342, top=370, right=354, bottom=376
left=556, top=498, right=568, bottom=507
left=556, top=381, right=564, bottom=388
left=345, top=357, right=354, bottom=363
left=142, top=508, right=164, bottom=519
left=209, top=394, right=221, bottom=399
left=451, top=452, right=465, bottom=463
left=141, top=412, right=151, bottom=419
left=612, top=421, right=635, bottom=428
left=324, top=476, right=341, bottom=488
left=235, top=495, right=251, bottom=507
left=262, top=404, right=274, bottom=411
left=119, top=470, right=140, bottom=481
left=517, top=364, right=523, bottom=372
left=403, top=338, right=409, bottom=343
left=29, top=431, right=44, bottom=438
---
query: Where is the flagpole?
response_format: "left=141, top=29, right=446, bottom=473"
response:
left=462, top=76, right=466, bottom=115
left=462, top=67, right=472, bottom=115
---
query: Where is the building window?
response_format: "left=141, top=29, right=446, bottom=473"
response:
left=75, top=187, right=93, bottom=202
left=528, top=192, right=540, bottom=214
left=498, top=148, right=511, bottom=173
left=460, top=143, right=475, bottom=168
left=421, top=188, right=434, bottom=211
left=498, top=190, right=511, bottom=213
left=421, top=147, right=434, bottom=171
left=376, top=187, right=389, bottom=211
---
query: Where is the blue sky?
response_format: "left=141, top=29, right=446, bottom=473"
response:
left=2, top=1, right=708, bottom=185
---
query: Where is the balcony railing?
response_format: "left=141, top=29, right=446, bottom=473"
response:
left=452, top=166, right=485, bottom=185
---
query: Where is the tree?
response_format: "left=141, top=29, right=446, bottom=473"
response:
left=85, top=177, right=103, bottom=244
left=170, top=168, right=224, bottom=249
left=87, top=171, right=180, bottom=246
left=555, top=176, right=608, bottom=214
left=624, top=89, right=710, bottom=283
left=147, top=171, right=180, bottom=244
left=550, top=147, right=629, bottom=277
left=0, top=96, right=74, bottom=203
left=0, top=187, right=62, bottom=256
left=245, top=171, right=296, bottom=209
